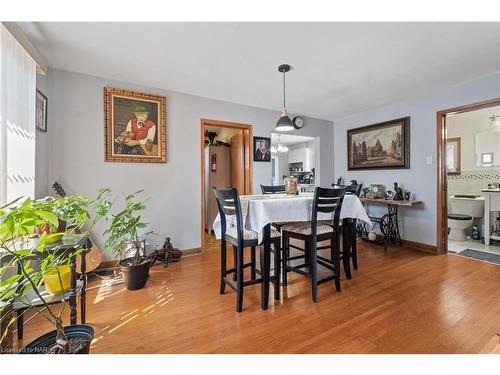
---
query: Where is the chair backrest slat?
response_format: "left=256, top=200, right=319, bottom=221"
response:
left=212, top=187, right=244, bottom=243
left=260, top=184, right=286, bottom=194
left=332, top=183, right=362, bottom=197
left=310, top=187, right=345, bottom=237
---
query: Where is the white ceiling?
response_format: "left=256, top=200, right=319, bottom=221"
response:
left=20, top=22, right=500, bottom=121
left=271, top=133, right=314, bottom=146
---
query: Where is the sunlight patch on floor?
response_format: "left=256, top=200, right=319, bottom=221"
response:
left=108, top=314, right=139, bottom=333
left=93, top=281, right=127, bottom=304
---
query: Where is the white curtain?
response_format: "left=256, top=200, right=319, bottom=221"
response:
left=0, top=24, right=37, bottom=205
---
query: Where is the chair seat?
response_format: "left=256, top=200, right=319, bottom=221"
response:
left=226, top=226, right=281, bottom=241
left=281, top=221, right=336, bottom=236
left=271, top=222, right=287, bottom=230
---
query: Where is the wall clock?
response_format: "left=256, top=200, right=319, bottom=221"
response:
left=293, top=116, right=304, bottom=129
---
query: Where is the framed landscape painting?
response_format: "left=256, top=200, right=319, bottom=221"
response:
left=347, top=117, right=410, bottom=170
left=104, top=87, right=166, bottom=163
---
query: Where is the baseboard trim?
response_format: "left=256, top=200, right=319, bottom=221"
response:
left=182, top=247, right=201, bottom=256
left=96, top=260, right=119, bottom=271
left=96, top=247, right=202, bottom=270
left=401, top=239, right=438, bottom=254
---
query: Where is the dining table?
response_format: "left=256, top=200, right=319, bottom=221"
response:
left=213, top=192, right=372, bottom=310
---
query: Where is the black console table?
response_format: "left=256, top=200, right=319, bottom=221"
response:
left=359, top=198, right=422, bottom=251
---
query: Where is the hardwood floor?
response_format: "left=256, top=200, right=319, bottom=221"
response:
left=14, top=235, right=500, bottom=353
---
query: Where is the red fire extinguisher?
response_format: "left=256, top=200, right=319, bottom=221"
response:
left=211, top=153, right=217, bottom=172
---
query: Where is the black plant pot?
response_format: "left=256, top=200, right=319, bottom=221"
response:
left=20, top=324, right=94, bottom=354
left=120, top=257, right=151, bottom=290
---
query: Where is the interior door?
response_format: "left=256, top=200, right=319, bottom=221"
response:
left=230, top=130, right=245, bottom=194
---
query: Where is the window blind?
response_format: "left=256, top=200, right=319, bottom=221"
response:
left=0, top=24, right=37, bottom=205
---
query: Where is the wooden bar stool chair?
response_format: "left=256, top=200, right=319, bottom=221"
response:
left=213, top=187, right=281, bottom=312
left=260, top=184, right=286, bottom=194
left=260, top=184, right=287, bottom=231
left=332, top=183, right=362, bottom=270
left=281, top=187, right=345, bottom=302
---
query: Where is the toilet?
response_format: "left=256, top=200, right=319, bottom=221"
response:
left=447, top=196, right=484, bottom=241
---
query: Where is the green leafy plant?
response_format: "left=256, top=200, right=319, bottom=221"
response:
left=51, top=195, right=91, bottom=230
left=0, top=191, right=104, bottom=353
left=95, top=189, right=155, bottom=265
left=0, top=197, right=78, bottom=353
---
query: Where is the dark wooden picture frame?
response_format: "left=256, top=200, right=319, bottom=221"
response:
left=347, top=117, right=410, bottom=170
left=104, top=87, right=166, bottom=163
left=36, top=89, right=47, bottom=132
left=253, top=136, right=271, bottom=162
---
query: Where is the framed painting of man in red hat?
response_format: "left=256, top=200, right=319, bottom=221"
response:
left=104, top=87, right=166, bottom=163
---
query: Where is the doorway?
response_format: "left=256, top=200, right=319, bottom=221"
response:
left=270, top=133, right=316, bottom=190
left=200, top=119, right=253, bottom=254
left=436, top=98, right=500, bottom=254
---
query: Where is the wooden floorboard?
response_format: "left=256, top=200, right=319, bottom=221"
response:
left=13, top=235, right=500, bottom=353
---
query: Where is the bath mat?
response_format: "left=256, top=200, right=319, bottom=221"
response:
left=458, top=249, right=500, bottom=265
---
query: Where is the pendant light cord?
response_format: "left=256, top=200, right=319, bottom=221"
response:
left=283, top=71, right=286, bottom=111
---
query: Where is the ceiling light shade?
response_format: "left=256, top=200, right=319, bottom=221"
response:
left=277, top=144, right=284, bottom=153
left=276, top=112, right=294, bottom=131
left=271, top=145, right=277, bottom=153
left=283, top=145, right=289, bottom=152
left=275, top=64, right=294, bottom=132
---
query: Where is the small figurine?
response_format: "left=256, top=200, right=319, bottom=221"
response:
left=404, top=191, right=411, bottom=201
left=362, top=187, right=370, bottom=198
left=164, top=237, right=182, bottom=262
left=393, top=182, right=404, bottom=200
left=350, top=179, right=358, bottom=186
left=384, top=190, right=394, bottom=200
left=150, top=237, right=182, bottom=268
left=337, top=176, right=345, bottom=186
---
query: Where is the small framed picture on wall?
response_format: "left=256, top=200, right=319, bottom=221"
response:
left=36, top=89, right=47, bottom=132
left=253, top=136, right=271, bottom=162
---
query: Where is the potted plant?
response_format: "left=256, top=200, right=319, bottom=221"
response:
left=95, top=189, right=155, bottom=290
left=0, top=197, right=95, bottom=354
left=51, top=195, right=92, bottom=232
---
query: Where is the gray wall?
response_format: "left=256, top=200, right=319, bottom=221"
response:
left=333, top=72, right=500, bottom=248
left=43, top=69, right=334, bottom=260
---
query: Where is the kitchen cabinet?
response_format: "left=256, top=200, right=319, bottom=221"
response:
left=288, top=144, right=314, bottom=171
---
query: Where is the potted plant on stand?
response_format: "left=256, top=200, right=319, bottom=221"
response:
left=96, top=189, right=155, bottom=290
left=0, top=197, right=95, bottom=354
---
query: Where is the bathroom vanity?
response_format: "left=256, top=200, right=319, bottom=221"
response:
left=481, top=189, right=500, bottom=245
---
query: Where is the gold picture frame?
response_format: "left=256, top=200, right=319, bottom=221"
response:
left=104, top=87, right=166, bottom=163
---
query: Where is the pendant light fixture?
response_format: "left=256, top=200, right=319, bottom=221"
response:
left=275, top=64, right=294, bottom=131
left=271, top=134, right=289, bottom=154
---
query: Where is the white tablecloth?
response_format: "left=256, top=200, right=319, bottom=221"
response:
left=213, top=193, right=372, bottom=243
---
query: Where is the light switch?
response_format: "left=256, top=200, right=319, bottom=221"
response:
left=426, top=156, right=433, bottom=165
